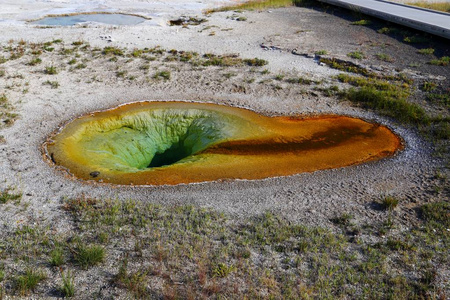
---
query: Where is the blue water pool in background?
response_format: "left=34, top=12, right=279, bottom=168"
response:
left=31, top=13, right=147, bottom=26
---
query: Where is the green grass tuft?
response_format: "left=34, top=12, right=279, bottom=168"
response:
left=421, top=81, right=437, bottom=92
left=59, top=270, right=75, bottom=297
left=14, top=269, right=46, bottom=296
left=351, top=20, right=372, bottom=26
left=380, top=196, right=399, bottom=211
left=403, top=36, right=429, bottom=43
left=376, top=53, right=393, bottom=62
left=315, top=49, right=328, bottom=55
left=43, top=80, right=60, bottom=89
left=102, top=46, right=124, bottom=56
left=49, top=247, right=65, bottom=266
left=44, top=65, right=57, bottom=75
left=0, top=187, right=22, bottom=204
left=347, top=51, right=365, bottom=60
left=153, top=70, right=171, bottom=80
left=113, top=259, right=148, bottom=298
left=213, top=263, right=236, bottom=278
left=74, top=244, right=105, bottom=269
left=417, top=48, right=435, bottom=55
left=429, top=56, right=450, bottom=66
left=26, top=57, right=42, bottom=66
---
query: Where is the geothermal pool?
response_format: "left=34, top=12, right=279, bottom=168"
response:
left=31, top=13, right=148, bottom=26
left=44, top=102, right=402, bottom=185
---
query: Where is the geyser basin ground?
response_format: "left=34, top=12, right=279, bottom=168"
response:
left=45, top=102, right=402, bottom=185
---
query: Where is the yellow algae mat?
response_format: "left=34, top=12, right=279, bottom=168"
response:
left=45, top=102, right=402, bottom=185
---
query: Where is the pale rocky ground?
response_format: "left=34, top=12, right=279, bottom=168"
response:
left=0, top=0, right=448, bottom=298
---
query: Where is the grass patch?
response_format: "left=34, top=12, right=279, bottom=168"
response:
left=26, top=57, right=42, bottom=66
left=14, top=269, right=46, bottom=296
left=206, top=0, right=319, bottom=13
left=112, top=259, right=148, bottom=298
left=0, top=94, right=19, bottom=128
left=345, top=86, right=426, bottom=124
left=73, top=244, right=105, bottom=269
left=376, top=53, right=393, bottom=62
left=427, top=92, right=449, bottom=107
left=75, top=63, right=87, bottom=69
left=115, top=70, right=127, bottom=78
left=49, top=247, right=65, bottom=266
left=403, top=35, right=429, bottom=43
left=153, top=70, right=171, bottom=80
left=286, top=76, right=314, bottom=85
left=243, top=57, right=268, bottom=66
left=347, top=51, right=365, bottom=60
left=59, top=270, right=75, bottom=297
left=207, top=0, right=294, bottom=13
left=417, top=48, right=435, bottom=55
left=0, top=187, right=22, bottom=204
left=315, top=49, right=328, bottom=55
left=429, top=56, right=450, bottom=66
left=421, top=81, right=437, bottom=92
left=213, top=263, right=236, bottom=278
left=43, top=80, right=60, bottom=89
left=338, top=73, right=428, bottom=125
left=351, top=19, right=372, bottom=26
left=102, top=46, right=124, bottom=56
left=0, top=196, right=447, bottom=298
left=380, top=196, right=400, bottom=211
left=406, top=1, right=450, bottom=13
left=199, top=54, right=267, bottom=67
left=420, top=201, right=450, bottom=228
left=44, top=65, right=57, bottom=75
left=320, top=58, right=373, bottom=76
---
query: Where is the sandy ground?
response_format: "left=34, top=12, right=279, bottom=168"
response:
left=0, top=0, right=448, bottom=235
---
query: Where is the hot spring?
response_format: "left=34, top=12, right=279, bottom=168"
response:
left=31, top=13, right=148, bottom=26
left=44, top=101, right=402, bottom=185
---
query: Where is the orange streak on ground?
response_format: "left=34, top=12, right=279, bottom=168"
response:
left=45, top=102, right=402, bottom=185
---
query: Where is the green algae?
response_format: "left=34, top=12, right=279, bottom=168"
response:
left=50, top=105, right=266, bottom=174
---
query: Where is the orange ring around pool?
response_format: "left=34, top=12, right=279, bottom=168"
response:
left=44, top=101, right=403, bottom=185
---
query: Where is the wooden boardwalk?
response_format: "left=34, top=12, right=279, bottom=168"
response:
left=318, top=0, right=450, bottom=39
